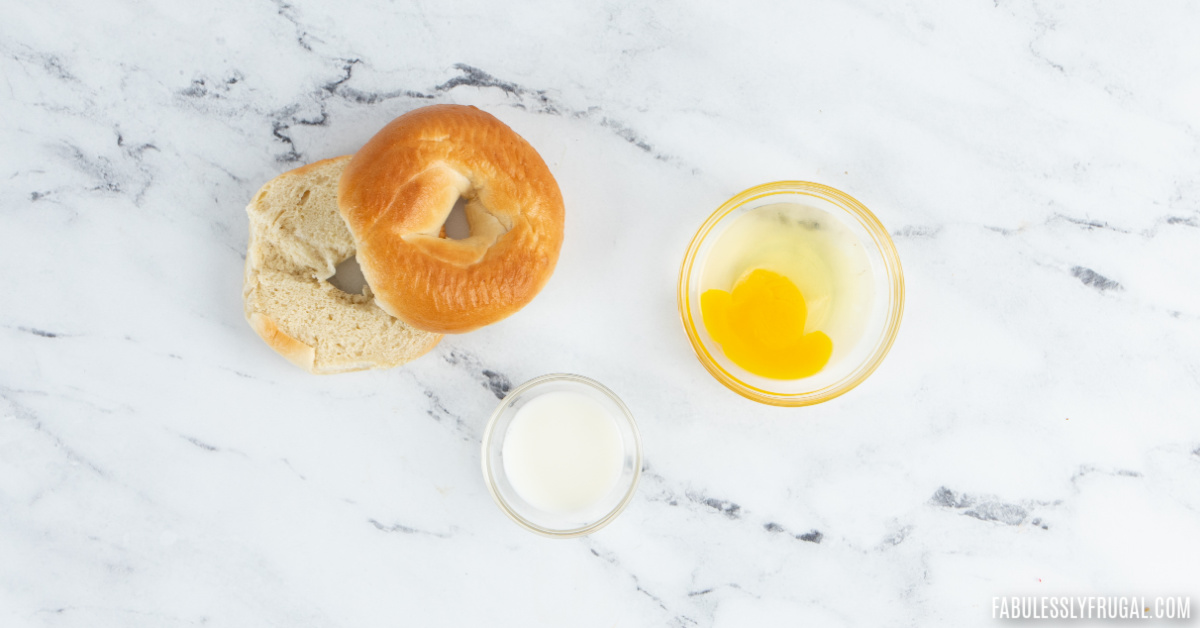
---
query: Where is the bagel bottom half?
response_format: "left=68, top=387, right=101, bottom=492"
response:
left=242, top=156, right=441, bottom=373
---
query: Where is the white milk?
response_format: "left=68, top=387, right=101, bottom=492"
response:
left=501, top=391, right=624, bottom=514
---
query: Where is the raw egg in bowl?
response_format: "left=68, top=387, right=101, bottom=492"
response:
left=678, top=182, right=904, bottom=406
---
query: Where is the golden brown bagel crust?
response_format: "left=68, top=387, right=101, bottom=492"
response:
left=338, top=105, right=564, bottom=334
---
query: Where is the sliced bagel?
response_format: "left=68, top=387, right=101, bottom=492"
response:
left=243, top=156, right=441, bottom=373
left=338, top=105, right=565, bottom=334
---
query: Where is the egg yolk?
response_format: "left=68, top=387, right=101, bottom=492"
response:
left=701, top=268, right=833, bottom=380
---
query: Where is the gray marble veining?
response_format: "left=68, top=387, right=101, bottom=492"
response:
left=2, top=0, right=1198, bottom=625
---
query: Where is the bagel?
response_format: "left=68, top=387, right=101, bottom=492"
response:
left=242, top=156, right=442, bottom=373
left=338, top=104, right=565, bottom=334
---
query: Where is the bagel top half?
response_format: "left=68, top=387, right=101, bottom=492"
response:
left=337, top=105, right=565, bottom=334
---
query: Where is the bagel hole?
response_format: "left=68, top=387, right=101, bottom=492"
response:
left=328, top=256, right=368, bottom=295
left=442, top=196, right=471, bottom=240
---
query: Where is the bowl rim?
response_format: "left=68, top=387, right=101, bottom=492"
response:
left=481, top=373, right=643, bottom=538
left=677, top=181, right=905, bottom=407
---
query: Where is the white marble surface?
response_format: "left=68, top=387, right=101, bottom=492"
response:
left=3, top=0, right=1199, bottom=625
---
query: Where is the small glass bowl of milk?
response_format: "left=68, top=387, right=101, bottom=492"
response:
left=482, top=374, right=642, bottom=538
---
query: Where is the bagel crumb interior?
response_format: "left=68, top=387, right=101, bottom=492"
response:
left=243, top=156, right=441, bottom=373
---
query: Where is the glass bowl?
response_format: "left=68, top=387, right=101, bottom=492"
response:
left=481, top=374, right=642, bottom=538
left=678, top=181, right=904, bottom=406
